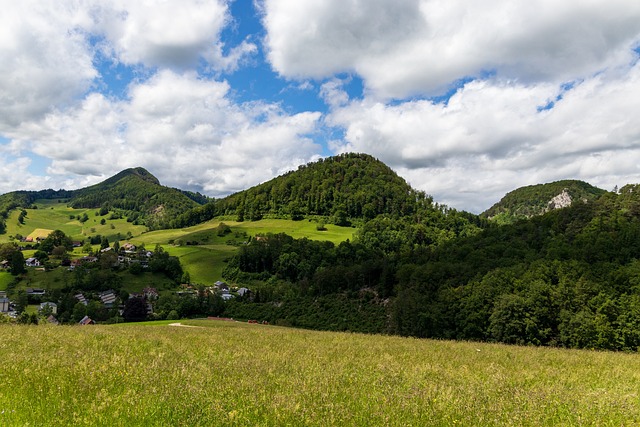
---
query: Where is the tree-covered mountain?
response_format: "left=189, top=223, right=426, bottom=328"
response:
left=67, top=167, right=201, bottom=229
left=170, top=153, right=438, bottom=228
left=482, top=180, right=607, bottom=224
left=0, top=167, right=202, bottom=231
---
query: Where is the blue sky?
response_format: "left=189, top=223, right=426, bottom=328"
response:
left=1, top=0, right=640, bottom=213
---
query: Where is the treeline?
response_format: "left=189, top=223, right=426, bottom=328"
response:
left=169, top=153, right=433, bottom=228
left=0, top=189, right=72, bottom=234
left=223, top=186, right=640, bottom=351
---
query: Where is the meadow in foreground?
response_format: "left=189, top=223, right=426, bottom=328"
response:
left=1, top=320, right=639, bottom=426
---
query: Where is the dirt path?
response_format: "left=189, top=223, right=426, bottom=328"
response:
left=168, top=322, right=203, bottom=328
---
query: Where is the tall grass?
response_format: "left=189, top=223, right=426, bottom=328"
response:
left=1, top=320, right=639, bottom=426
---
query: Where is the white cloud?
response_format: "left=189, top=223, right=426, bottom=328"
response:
left=329, top=62, right=640, bottom=212
left=6, top=71, right=322, bottom=197
left=93, top=0, right=256, bottom=71
left=261, top=0, right=640, bottom=99
left=0, top=0, right=96, bottom=128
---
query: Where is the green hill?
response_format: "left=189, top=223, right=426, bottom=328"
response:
left=482, top=180, right=606, bottom=224
left=67, top=167, right=201, bottom=229
left=170, top=153, right=429, bottom=228
left=0, top=168, right=202, bottom=231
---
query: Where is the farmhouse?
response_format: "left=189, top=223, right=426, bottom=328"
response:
left=25, top=257, right=41, bottom=267
left=40, top=302, right=58, bottom=314
left=99, top=290, right=118, bottom=308
left=75, top=293, right=88, bottom=306
left=79, top=315, right=95, bottom=325
left=27, top=288, right=46, bottom=296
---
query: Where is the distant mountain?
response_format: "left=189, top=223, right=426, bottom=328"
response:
left=0, top=167, right=202, bottom=230
left=482, top=180, right=607, bottom=224
left=170, top=153, right=433, bottom=228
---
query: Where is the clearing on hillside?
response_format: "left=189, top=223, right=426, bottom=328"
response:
left=26, top=228, right=53, bottom=240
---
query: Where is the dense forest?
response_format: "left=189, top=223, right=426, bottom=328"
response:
left=169, top=153, right=435, bottom=228
left=221, top=183, right=640, bottom=351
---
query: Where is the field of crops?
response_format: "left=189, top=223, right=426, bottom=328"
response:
left=1, top=320, right=639, bottom=426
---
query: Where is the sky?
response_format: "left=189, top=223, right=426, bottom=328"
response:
left=1, top=0, right=640, bottom=213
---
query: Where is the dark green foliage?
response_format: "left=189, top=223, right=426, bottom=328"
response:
left=172, top=153, right=432, bottom=228
left=10, top=251, right=26, bottom=275
left=40, top=230, right=73, bottom=254
left=123, top=297, right=148, bottom=322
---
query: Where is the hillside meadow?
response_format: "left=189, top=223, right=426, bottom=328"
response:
left=1, top=200, right=355, bottom=286
left=1, top=320, right=639, bottom=426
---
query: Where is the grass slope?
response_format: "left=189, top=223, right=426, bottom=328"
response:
left=1, top=320, right=639, bottom=426
left=1, top=203, right=355, bottom=287
left=134, top=219, right=355, bottom=284
left=1, top=200, right=146, bottom=243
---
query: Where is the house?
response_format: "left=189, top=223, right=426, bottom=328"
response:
left=46, top=315, right=59, bottom=325
left=79, top=315, right=95, bottom=325
left=0, top=297, right=10, bottom=312
left=0, top=260, right=9, bottom=269
left=25, top=257, right=41, bottom=267
left=99, top=290, right=118, bottom=308
left=214, top=281, right=229, bottom=292
left=27, top=288, right=46, bottom=296
left=221, top=293, right=234, bottom=301
left=122, top=243, right=136, bottom=252
left=100, top=247, right=113, bottom=253
left=143, top=287, right=159, bottom=300
left=237, top=287, right=250, bottom=297
left=75, top=293, right=88, bottom=306
left=39, top=302, right=57, bottom=314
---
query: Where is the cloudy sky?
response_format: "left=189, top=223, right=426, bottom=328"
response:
left=2, top=0, right=640, bottom=213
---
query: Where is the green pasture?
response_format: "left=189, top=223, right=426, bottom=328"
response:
left=0, top=272, right=14, bottom=291
left=1, top=200, right=146, bottom=243
left=1, top=320, right=640, bottom=426
left=2, top=204, right=356, bottom=288
left=134, top=218, right=355, bottom=285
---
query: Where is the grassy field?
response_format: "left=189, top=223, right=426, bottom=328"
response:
left=0, top=272, right=14, bottom=291
left=134, top=219, right=355, bottom=284
left=1, top=320, right=639, bottom=426
left=2, top=200, right=147, bottom=243
left=1, top=203, right=355, bottom=287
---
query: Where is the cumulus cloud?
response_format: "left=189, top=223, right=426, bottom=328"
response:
left=0, top=0, right=257, bottom=130
left=7, top=71, right=322, bottom=196
left=0, top=0, right=96, bottom=128
left=261, top=0, right=640, bottom=98
left=329, top=62, right=640, bottom=212
left=92, top=0, right=256, bottom=71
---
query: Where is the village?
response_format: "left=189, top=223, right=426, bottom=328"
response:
left=0, top=235, right=250, bottom=325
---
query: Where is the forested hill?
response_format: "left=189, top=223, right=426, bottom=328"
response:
left=0, top=168, right=204, bottom=231
left=482, top=180, right=606, bottom=224
left=68, top=167, right=203, bottom=229
left=170, top=153, right=437, bottom=228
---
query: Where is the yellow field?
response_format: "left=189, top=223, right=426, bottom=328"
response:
left=26, top=228, right=53, bottom=240
left=1, top=320, right=639, bottom=426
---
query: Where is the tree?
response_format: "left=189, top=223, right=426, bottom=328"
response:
left=10, top=251, right=26, bottom=275
left=40, top=230, right=73, bottom=254
left=100, top=236, right=109, bottom=250
left=123, top=297, right=147, bottom=322
left=72, top=302, right=87, bottom=323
